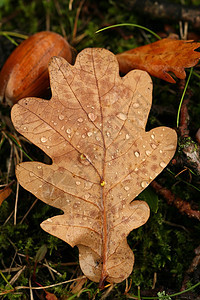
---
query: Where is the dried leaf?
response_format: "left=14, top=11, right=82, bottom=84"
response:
left=0, top=186, right=12, bottom=206
left=116, top=38, right=200, bottom=83
left=11, top=48, right=177, bottom=285
left=45, top=292, right=58, bottom=300
left=70, top=277, right=87, bottom=294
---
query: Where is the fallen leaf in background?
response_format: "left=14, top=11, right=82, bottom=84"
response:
left=0, top=185, right=12, bottom=206
left=116, top=38, right=200, bottom=83
left=45, top=292, right=58, bottom=300
left=11, top=48, right=177, bottom=285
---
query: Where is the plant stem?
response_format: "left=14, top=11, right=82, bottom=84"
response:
left=177, top=68, right=193, bottom=128
left=96, top=23, right=161, bottom=40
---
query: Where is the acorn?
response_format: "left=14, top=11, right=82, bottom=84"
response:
left=0, top=31, right=74, bottom=104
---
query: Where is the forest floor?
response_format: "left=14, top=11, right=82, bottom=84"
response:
left=0, top=1, right=200, bottom=299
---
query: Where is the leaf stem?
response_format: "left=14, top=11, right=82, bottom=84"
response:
left=96, top=23, right=161, bottom=40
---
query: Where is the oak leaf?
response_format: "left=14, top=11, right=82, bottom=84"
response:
left=116, top=38, right=200, bottom=83
left=11, top=48, right=177, bottom=285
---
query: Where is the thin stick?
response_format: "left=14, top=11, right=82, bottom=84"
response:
left=14, top=181, right=19, bottom=225
left=20, top=199, right=38, bottom=224
left=0, top=276, right=87, bottom=295
left=29, top=278, right=34, bottom=300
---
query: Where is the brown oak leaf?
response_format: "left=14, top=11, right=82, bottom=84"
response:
left=116, top=38, right=200, bottom=83
left=11, top=48, right=177, bottom=285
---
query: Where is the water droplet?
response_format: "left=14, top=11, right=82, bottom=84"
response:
left=83, top=216, right=87, bottom=221
left=29, top=172, right=34, bottom=177
left=88, top=112, right=97, bottom=121
left=76, top=181, right=81, bottom=185
left=78, top=118, right=83, bottom=123
left=66, top=199, right=71, bottom=203
left=163, top=144, right=176, bottom=151
left=47, top=218, right=52, bottom=222
left=82, top=134, right=86, bottom=139
left=66, top=128, right=71, bottom=134
left=150, top=143, right=157, bottom=149
left=41, top=137, right=48, bottom=143
left=141, top=181, right=148, bottom=188
left=46, top=146, right=50, bottom=149
left=132, top=102, right=139, bottom=108
left=84, top=182, right=93, bottom=190
left=160, top=162, right=167, bottom=168
left=53, top=122, right=57, bottom=126
left=151, top=134, right=155, bottom=139
left=87, top=132, right=92, bottom=137
left=159, top=150, right=163, bottom=153
left=124, top=186, right=130, bottom=191
left=146, top=150, right=151, bottom=156
left=106, top=131, right=110, bottom=137
left=134, top=167, right=138, bottom=171
left=58, top=115, right=64, bottom=120
left=126, top=134, right=130, bottom=140
left=84, top=193, right=91, bottom=200
left=23, top=126, right=27, bottom=130
left=134, top=151, right=140, bottom=157
left=37, top=166, right=41, bottom=169
left=61, top=126, right=65, bottom=130
left=117, top=112, right=127, bottom=121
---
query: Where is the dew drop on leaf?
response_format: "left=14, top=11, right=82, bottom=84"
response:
left=88, top=113, right=97, bottom=121
left=41, top=137, right=48, bottom=143
left=117, top=112, right=127, bottom=121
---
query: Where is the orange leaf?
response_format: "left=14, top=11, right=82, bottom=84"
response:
left=0, top=186, right=12, bottom=206
left=45, top=292, right=58, bottom=300
left=116, top=38, right=200, bottom=83
left=11, top=48, right=177, bottom=285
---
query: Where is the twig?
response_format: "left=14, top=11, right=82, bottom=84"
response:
left=72, top=0, right=85, bottom=43
left=9, top=266, right=26, bottom=286
left=29, top=278, right=34, bottom=300
left=53, top=0, right=67, bottom=39
left=123, top=0, right=200, bottom=29
left=181, top=245, right=200, bottom=291
left=151, top=180, right=200, bottom=220
left=177, top=77, right=200, bottom=175
left=44, top=258, right=55, bottom=280
left=19, top=198, right=38, bottom=224
left=14, top=181, right=19, bottom=225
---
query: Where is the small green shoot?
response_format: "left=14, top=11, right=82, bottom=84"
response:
left=177, top=67, right=193, bottom=128
left=96, top=23, right=161, bottom=40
